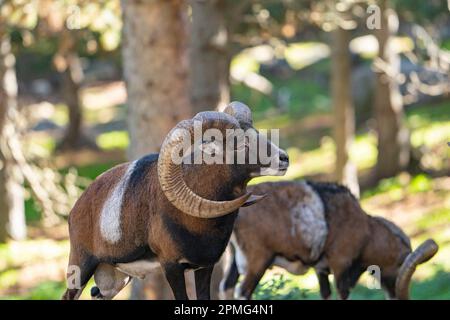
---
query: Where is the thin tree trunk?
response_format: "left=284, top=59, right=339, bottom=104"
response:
left=189, top=1, right=231, bottom=295
left=331, top=26, right=360, bottom=197
left=190, top=0, right=231, bottom=112
left=374, top=0, right=410, bottom=180
left=58, top=54, right=83, bottom=150
left=0, top=27, right=26, bottom=242
left=55, top=29, right=94, bottom=151
left=121, top=0, right=192, bottom=299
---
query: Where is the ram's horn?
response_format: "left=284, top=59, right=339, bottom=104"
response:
left=395, top=239, right=438, bottom=300
left=158, top=112, right=252, bottom=218
left=223, top=101, right=253, bottom=126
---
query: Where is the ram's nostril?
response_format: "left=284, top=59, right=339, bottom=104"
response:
left=279, top=152, right=289, bottom=163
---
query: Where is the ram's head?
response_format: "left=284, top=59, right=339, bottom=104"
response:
left=157, top=101, right=289, bottom=218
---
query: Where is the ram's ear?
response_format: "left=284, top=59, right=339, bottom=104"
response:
left=241, top=194, right=267, bottom=207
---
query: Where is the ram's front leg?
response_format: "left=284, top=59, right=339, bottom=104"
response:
left=194, top=266, right=214, bottom=300
left=162, top=262, right=188, bottom=300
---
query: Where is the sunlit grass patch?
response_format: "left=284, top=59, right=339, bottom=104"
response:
left=284, top=42, right=330, bottom=71
left=0, top=270, right=19, bottom=291
left=0, top=240, right=69, bottom=271
left=255, top=269, right=320, bottom=300
left=416, top=208, right=450, bottom=229
left=0, top=239, right=69, bottom=299
left=411, top=122, right=450, bottom=149
left=52, top=104, right=69, bottom=126
left=1, top=280, right=66, bottom=300
left=23, top=281, right=66, bottom=300
left=96, top=130, right=129, bottom=151
left=254, top=273, right=311, bottom=300
left=350, top=133, right=378, bottom=170
left=410, top=269, right=450, bottom=300
left=25, top=133, right=56, bottom=157
left=362, top=173, right=434, bottom=199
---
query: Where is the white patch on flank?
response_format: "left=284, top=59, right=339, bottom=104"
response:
left=230, top=233, right=247, bottom=275
left=290, top=181, right=328, bottom=261
left=100, top=161, right=137, bottom=244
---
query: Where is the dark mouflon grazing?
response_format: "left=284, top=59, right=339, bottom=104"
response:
left=220, top=180, right=438, bottom=300
left=62, top=102, right=289, bottom=300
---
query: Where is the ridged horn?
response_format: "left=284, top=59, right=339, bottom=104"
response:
left=157, top=112, right=252, bottom=218
left=223, top=101, right=253, bottom=126
left=395, top=239, right=438, bottom=300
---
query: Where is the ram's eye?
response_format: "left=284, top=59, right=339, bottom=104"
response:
left=199, top=141, right=221, bottom=156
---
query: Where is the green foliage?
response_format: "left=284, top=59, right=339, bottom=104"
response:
left=24, top=281, right=66, bottom=300
left=231, top=75, right=329, bottom=121
left=410, top=269, right=450, bottom=300
left=395, top=0, right=449, bottom=24
left=362, top=173, right=433, bottom=199
left=96, top=130, right=129, bottom=151
left=416, top=208, right=450, bottom=230
left=407, top=101, right=450, bottom=127
left=254, top=274, right=312, bottom=300
left=62, top=162, right=117, bottom=181
left=24, top=197, right=42, bottom=222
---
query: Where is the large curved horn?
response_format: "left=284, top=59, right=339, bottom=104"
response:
left=395, top=239, right=438, bottom=300
left=157, top=112, right=252, bottom=218
left=223, top=101, right=253, bottom=126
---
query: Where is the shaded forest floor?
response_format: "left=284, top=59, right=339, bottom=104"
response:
left=1, top=75, right=449, bottom=299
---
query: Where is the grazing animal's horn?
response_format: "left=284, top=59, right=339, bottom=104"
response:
left=395, top=239, right=438, bottom=300
left=158, top=112, right=252, bottom=218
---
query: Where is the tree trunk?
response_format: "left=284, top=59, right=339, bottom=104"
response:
left=55, top=29, right=95, bottom=151
left=58, top=53, right=84, bottom=150
left=0, top=27, right=26, bottom=242
left=121, top=0, right=192, bottom=299
left=189, top=0, right=232, bottom=295
left=331, top=26, right=360, bottom=197
left=190, top=0, right=231, bottom=112
left=122, top=0, right=191, bottom=159
left=373, top=0, right=410, bottom=180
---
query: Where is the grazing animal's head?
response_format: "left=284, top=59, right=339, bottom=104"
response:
left=394, top=239, right=438, bottom=299
left=157, top=101, right=289, bottom=219
left=365, top=217, right=438, bottom=299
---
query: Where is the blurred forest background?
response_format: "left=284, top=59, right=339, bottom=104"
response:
left=0, top=0, right=449, bottom=300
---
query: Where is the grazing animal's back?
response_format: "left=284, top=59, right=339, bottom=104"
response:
left=236, top=181, right=328, bottom=265
left=306, top=181, right=370, bottom=260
